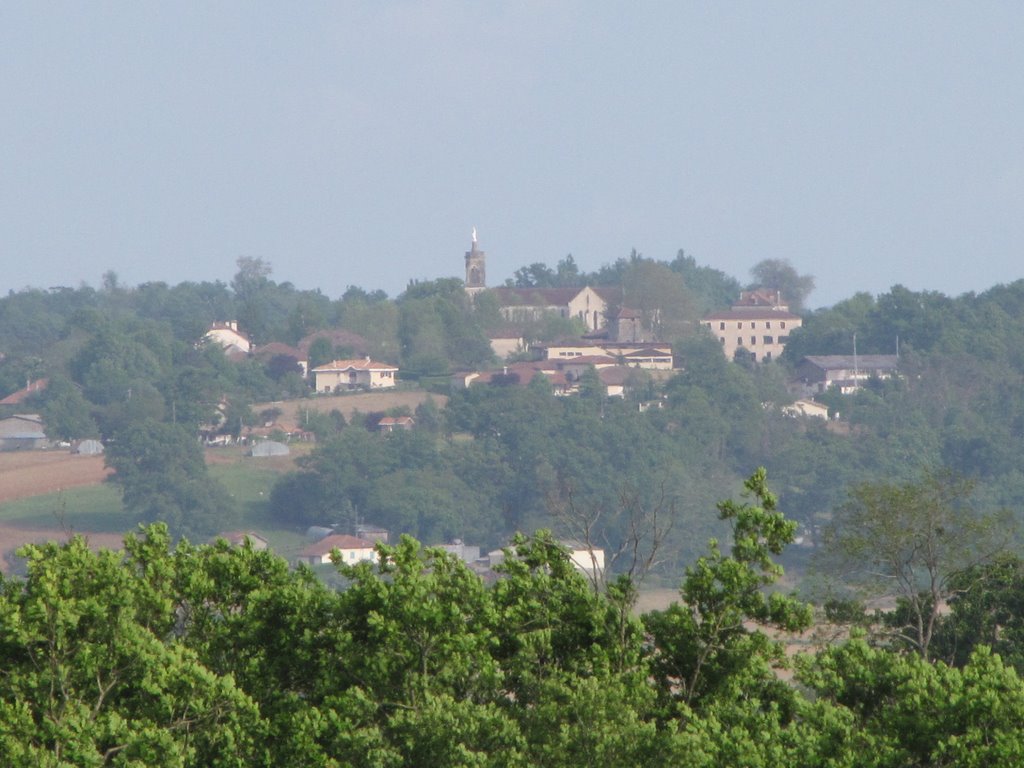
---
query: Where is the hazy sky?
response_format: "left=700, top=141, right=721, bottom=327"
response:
left=2, top=3, right=1022, bottom=308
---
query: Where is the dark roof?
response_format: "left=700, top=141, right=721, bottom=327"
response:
left=592, top=286, right=624, bottom=302
left=608, top=306, right=643, bottom=319
left=735, top=289, right=786, bottom=307
left=624, top=347, right=672, bottom=357
left=490, top=287, right=585, bottom=306
left=539, top=338, right=603, bottom=348
left=702, top=309, right=801, bottom=321
left=598, top=367, right=634, bottom=385
left=559, top=355, right=617, bottom=365
left=603, top=342, right=672, bottom=353
left=474, top=363, right=568, bottom=387
left=801, top=355, right=900, bottom=371
left=490, top=285, right=623, bottom=307
left=252, top=342, right=303, bottom=359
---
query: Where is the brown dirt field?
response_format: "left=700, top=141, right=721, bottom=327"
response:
left=0, top=451, right=111, bottom=503
left=0, top=452, right=118, bottom=572
left=253, top=390, right=448, bottom=431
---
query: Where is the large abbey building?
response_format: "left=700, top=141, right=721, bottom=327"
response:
left=700, top=289, right=803, bottom=362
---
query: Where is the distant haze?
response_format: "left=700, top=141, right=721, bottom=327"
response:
left=1, top=3, right=1022, bottom=308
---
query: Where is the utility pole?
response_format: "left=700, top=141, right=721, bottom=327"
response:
left=853, top=333, right=859, bottom=391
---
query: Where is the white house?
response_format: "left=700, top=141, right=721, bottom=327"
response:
left=621, top=347, right=674, bottom=370
left=563, top=541, right=606, bottom=581
left=204, top=321, right=252, bottom=355
left=536, top=341, right=674, bottom=370
left=488, top=333, right=527, bottom=360
left=311, top=358, right=399, bottom=392
left=296, top=534, right=378, bottom=566
left=782, top=398, right=831, bottom=420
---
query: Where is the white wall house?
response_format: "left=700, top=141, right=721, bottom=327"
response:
left=296, top=534, right=378, bottom=566
left=311, top=358, right=399, bottom=392
left=204, top=321, right=252, bottom=354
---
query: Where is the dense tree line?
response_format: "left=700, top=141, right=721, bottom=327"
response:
left=4, top=472, right=1024, bottom=766
left=5, top=255, right=1024, bottom=573
left=270, top=365, right=735, bottom=568
left=270, top=323, right=1024, bottom=575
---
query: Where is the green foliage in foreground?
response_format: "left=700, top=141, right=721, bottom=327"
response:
left=2, top=472, right=1024, bottom=767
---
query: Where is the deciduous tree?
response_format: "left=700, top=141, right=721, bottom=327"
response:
left=821, top=469, right=1009, bottom=660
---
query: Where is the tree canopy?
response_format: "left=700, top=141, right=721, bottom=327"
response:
left=5, top=472, right=1024, bottom=766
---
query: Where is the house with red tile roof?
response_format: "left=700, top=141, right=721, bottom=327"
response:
left=296, top=534, right=378, bottom=566
left=377, top=415, right=415, bottom=433
left=0, top=378, right=48, bottom=406
left=311, top=358, right=399, bottom=393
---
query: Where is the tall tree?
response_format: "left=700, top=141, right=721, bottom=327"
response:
left=749, top=258, right=815, bottom=312
left=820, top=469, right=1009, bottom=660
left=105, top=419, right=238, bottom=539
left=644, top=469, right=812, bottom=708
left=0, top=529, right=261, bottom=767
left=37, top=375, right=99, bottom=441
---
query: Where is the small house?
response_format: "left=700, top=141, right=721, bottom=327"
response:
left=250, top=440, right=290, bottom=457
left=0, top=414, right=48, bottom=451
left=204, top=321, right=252, bottom=355
left=296, top=534, right=378, bottom=566
left=311, top=358, right=399, bottom=393
left=217, top=531, right=270, bottom=551
left=794, top=355, right=900, bottom=396
left=377, top=416, right=415, bottom=433
left=562, top=541, right=606, bottom=581
left=782, top=399, right=830, bottom=420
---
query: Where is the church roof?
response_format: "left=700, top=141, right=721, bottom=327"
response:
left=489, top=285, right=622, bottom=307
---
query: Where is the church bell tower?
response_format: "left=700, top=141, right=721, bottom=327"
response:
left=464, top=227, right=486, bottom=296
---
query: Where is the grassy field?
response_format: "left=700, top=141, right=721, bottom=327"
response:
left=0, top=445, right=316, bottom=564
left=0, top=483, right=128, bottom=531
left=206, top=446, right=312, bottom=558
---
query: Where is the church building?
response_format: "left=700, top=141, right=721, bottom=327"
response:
left=462, top=231, right=619, bottom=333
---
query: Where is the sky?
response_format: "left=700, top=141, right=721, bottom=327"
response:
left=1, top=2, right=1022, bottom=309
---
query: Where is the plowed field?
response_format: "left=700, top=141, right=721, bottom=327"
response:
left=0, top=451, right=110, bottom=503
left=0, top=451, right=115, bottom=572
